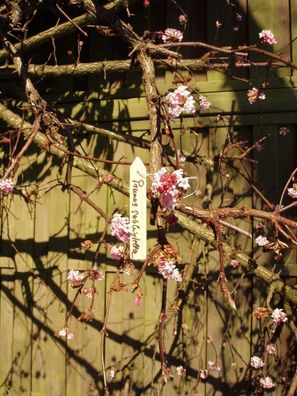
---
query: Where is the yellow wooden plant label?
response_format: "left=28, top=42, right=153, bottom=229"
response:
left=130, top=157, right=147, bottom=260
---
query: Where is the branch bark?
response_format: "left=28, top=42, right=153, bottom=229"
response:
left=0, top=102, right=296, bottom=307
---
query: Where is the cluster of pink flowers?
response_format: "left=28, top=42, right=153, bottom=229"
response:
left=89, top=266, right=104, bottom=281
left=247, top=87, right=266, bottom=104
left=250, top=356, right=265, bottom=369
left=56, top=327, right=74, bottom=340
left=265, top=343, right=276, bottom=355
left=110, top=245, right=125, bottom=260
left=67, top=269, right=86, bottom=287
left=162, top=28, right=183, bottom=43
left=199, top=94, right=211, bottom=110
left=150, top=167, right=190, bottom=210
left=208, top=361, right=221, bottom=372
left=158, top=258, right=182, bottom=282
left=271, top=308, right=288, bottom=325
left=110, top=213, right=131, bottom=243
left=81, top=287, right=96, bottom=299
left=178, top=15, right=187, bottom=25
left=0, top=178, right=14, bottom=195
left=259, top=29, right=277, bottom=45
left=255, top=235, right=269, bottom=246
left=199, top=369, right=208, bottom=379
left=260, top=376, right=275, bottom=389
left=166, top=85, right=196, bottom=119
left=176, top=366, right=186, bottom=376
left=230, top=259, right=239, bottom=268
left=67, top=266, right=104, bottom=288
left=288, top=185, right=297, bottom=198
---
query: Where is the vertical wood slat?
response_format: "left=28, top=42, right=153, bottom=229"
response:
left=251, top=124, right=295, bottom=396
left=0, top=268, right=15, bottom=396
left=43, top=182, right=69, bottom=396
left=10, top=193, right=35, bottom=396
left=248, top=0, right=291, bottom=80
left=291, top=0, right=297, bottom=78
left=31, top=169, right=50, bottom=396
left=207, top=0, right=248, bottom=83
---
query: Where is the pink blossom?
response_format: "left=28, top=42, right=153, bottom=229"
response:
left=256, top=235, right=269, bottom=247
left=0, top=178, right=14, bottom=195
left=271, top=308, right=288, bottom=325
left=122, top=262, right=135, bottom=276
left=143, top=0, right=150, bottom=6
left=107, top=174, right=114, bottom=182
left=200, top=369, right=208, bottom=379
left=150, top=167, right=190, bottom=210
left=208, top=361, right=221, bottom=372
left=288, top=187, right=297, bottom=199
left=250, top=356, right=265, bottom=369
left=176, top=366, right=186, bottom=376
left=247, top=87, right=266, bottom=104
left=279, top=127, right=290, bottom=136
left=260, top=376, right=275, bottom=389
left=158, top=259, right=182, bottom=282
left=199, top=95, right=211, bottom=110
left=110, top=245, right=125, bottom=260
left=109, top=369, right=115, bottom=380
left=265, top=343, right=276, bottom=355
left=259, top=30, right=277, bottom=45
left=111, top=213, right=131, bottom=243
left=89, top=266, right=104, bottom=281
left=236, top=13, right=243, bottom=22
left=178, top=15, right=187, bottom=25
left=162, top=28, right=183, bottom=43
left=67, top=269, right=85, bottom=287
left=230, top=259, right=239, bottom=268
left=134, top=294, right=142, bottom=307
left=81, top=287, right=96, bottom=299
left=56, top=327, right=74, bottom=339
left=166, top=85, right=196, bottom=119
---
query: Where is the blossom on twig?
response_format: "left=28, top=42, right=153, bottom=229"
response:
left=67, top=269, right=85, bottom=287
left=56, top=327, right=74, bottom=339
left=271, top=308, right=288, bottom=325
left=0, top=178, right=14, bottom=195
left=89, top=266, right=104, bottom=281
left=259, top=29, right=277, bottom=45
left=247, top=87, right=266, bottom=104
left=176, top=366, right=186, bottom=376
left=199, top=94, right=211, bottom=110
left=230, top=259, right=239, bottom=268
left=208, top=361, right=221, bottom=372
left=166, top=85, right=196, bottom=119
left=178, top=15, right=187, bottom=25
left=150, top=167, right=190, bottom=210
left=250, top=356, right=265, bottom=369
left=199, top=369, right=208, bottom=379
left=81, top=287, right=96, bottom=299
left=162, top=28, right=183, bottom=43
left=265, top=343, right=276, bottom=355
left=260, top=376, right=275, bottom=389
left=158, top=258, right=182, bottom=282
left=288, top=185, right=297, bottom=199
left=110, top=245, right=125, bottom=260
left=255, top=235, right=269, bottom=247
left=110, top=213, right=131, bottom=243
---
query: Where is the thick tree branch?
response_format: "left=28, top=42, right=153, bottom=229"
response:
left=0, top=0, right=137, bottom=62
left=0, top=103, right=296, bottom=307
